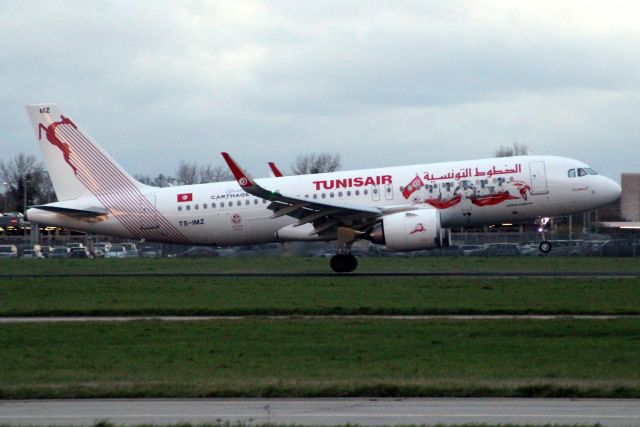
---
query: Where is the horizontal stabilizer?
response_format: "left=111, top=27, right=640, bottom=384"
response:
left=31, top=205, right=108, bottom=217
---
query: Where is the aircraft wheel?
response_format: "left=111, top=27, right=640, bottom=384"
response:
left=345, top=254, right=358, bottom=272
left=539, top=241, right=552, bottom=254
left=330, top=254, right=358, bottom=273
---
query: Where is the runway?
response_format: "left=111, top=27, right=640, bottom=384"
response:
left=0, top=314, right=638, bottom=323
left=1, top=271, right=639, bottom=278
left=2, top=398, right=639, bottom=426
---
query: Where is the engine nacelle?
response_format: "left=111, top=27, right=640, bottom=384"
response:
left=370, top=209, right=443, bottom=251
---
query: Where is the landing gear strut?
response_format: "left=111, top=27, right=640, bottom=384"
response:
left=536, top=217, right=552, bottom=254
left=330, top=254, right=358, bottom=273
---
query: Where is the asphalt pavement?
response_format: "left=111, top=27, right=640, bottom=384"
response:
left=2, top=398, right=640, bottom=426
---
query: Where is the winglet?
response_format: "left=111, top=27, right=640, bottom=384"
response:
left=221, top=152, right=255, bottom=188
left=268, top=162, right=284, bottom=177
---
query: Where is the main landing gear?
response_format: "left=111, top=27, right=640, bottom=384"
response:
left=330, top=226, right=358, bottom=273
left=536, top=217, right=552, bottom=254
left=330, top=253, right=358, bottom=273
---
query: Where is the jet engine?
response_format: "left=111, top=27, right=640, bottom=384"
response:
left=369, top=209, right=443, bottom=251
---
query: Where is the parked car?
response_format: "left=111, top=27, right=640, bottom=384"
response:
left=483, top=243, right=522, bottom=256
left=70, top=247, right=93, bottom=259
left=460, top=244, right=485, bottom=256
left=40, top=245, right=53, bottom=258
left=21, top=249, right=45, bottom=259
left=0, top=245, right=18, bottom=259
left=49, top=246, right=70, bottom=259
left=93, top=242, right=112, bottom=254
left=65, top=242, right=86, bottom=250
left=105, top=245, right=128, bottom=258
left=119, top=243, right=138, bottom=252
left=139, top=244, right=161, bottom=258
left=598, top=240, right=637, bottom=257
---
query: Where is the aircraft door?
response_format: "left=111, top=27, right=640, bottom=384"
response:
left=529, top=161, right=549, bottom=195
left=140, top=195, right=160, bottom=230
left=384, top=184, right=394, bottom=200
left=372, top=185, right=381, bottom=202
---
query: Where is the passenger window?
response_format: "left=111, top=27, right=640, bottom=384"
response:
left=203, top=203, right=207, bottom=209
left=194, top=204, right=199, bottom=210
left=330, top=192, right=334, bottom=198
left=578, top=168, right=588, bottom=177
left=347, top=191, right=351, bottom=196
left=186, top=205, right=191, bottom=211
left=355, top=190, right=360, bottom=196
left=399, top=186, right=404, bottom=192
left=237, top=201, right=241, bottom=206
left=178, top=205, right=182, bottom=212
left=263, top=199, right=267, bottom=204
left=364, top=189, right=368, bottom=195
left=321, top=193, right=326, bottom=199
left=338, top=191, right=343, bottom=197
left=212, top=203, right=216, bottom=208
left=220, top=202, right=225, bottom=208
left=313, top=194, right=318, bottom=199
left=254, top=199, right=258, bottom=204
left=568, top=169, right=576, bottom=178
left=245, top=200, right=250, bottom=205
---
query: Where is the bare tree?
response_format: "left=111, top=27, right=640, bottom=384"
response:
left=199, top=164, right=232, bottom=183
left=175, top=161, right=198, bottom=185
left=175, top=161, right=233, bottom=185
left=495, top=142, right=530, bottom=157
left=291, top=152, right=341, bottom=175
left=0, top=153, right=56, bottom=212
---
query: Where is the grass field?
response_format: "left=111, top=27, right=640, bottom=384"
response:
left=2, top=256, right=639, bottom=402
left=1, top=319, right=639, bottom=399
left=0, top=256, right=638, bottom=274
left=2, top=276, right=640, bottom=316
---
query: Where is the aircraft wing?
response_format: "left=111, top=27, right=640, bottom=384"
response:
left=222, top=152, right=385, bottom=235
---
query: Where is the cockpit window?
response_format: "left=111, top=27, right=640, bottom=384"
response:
left=585, top=168, right=597, bottom=175
left=568, top=169, right=576, bottom=178
left=578, top=168, right=588, bottom=177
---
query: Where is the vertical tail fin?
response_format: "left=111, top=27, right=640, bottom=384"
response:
left=25, top=104, right=145, bottom=201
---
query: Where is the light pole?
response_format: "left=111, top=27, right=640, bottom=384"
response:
left=2, top=182, right=8, bottom=213
left=23, top=173, right=31, bottom=217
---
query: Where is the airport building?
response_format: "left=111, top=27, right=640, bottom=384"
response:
left=621, top=173, right=640, bottom=222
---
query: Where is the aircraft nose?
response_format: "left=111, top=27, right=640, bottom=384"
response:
left=600, top=177, right=621, bottom=204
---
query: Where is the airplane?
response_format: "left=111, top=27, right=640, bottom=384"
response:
left=26, top=104, right=621, bottom=272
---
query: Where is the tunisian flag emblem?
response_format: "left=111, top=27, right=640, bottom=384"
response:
left=402, top=175, right=424, bottom=199
left=177, top=193, right=193, bottom=202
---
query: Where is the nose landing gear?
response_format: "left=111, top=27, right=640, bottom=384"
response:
left=536, top=217, right=552, bottom=254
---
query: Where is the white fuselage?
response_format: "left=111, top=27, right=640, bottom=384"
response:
left=28, top=155, right=621, bottom=246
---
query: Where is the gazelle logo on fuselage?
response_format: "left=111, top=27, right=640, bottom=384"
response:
left=38, top=116, right=78, bottom=175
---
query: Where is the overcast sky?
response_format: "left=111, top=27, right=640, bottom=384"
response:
left=2, top=0, right=639, bottom=181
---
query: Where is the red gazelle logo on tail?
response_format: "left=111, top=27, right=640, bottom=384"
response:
left=38, top=116, right=78, bottom=175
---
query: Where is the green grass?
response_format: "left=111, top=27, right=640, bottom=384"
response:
left=1, top=319, right=639, bottom=399
left=0, top=256, right=638, bottom=275
left=2, top=276, right=640, bottom=316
